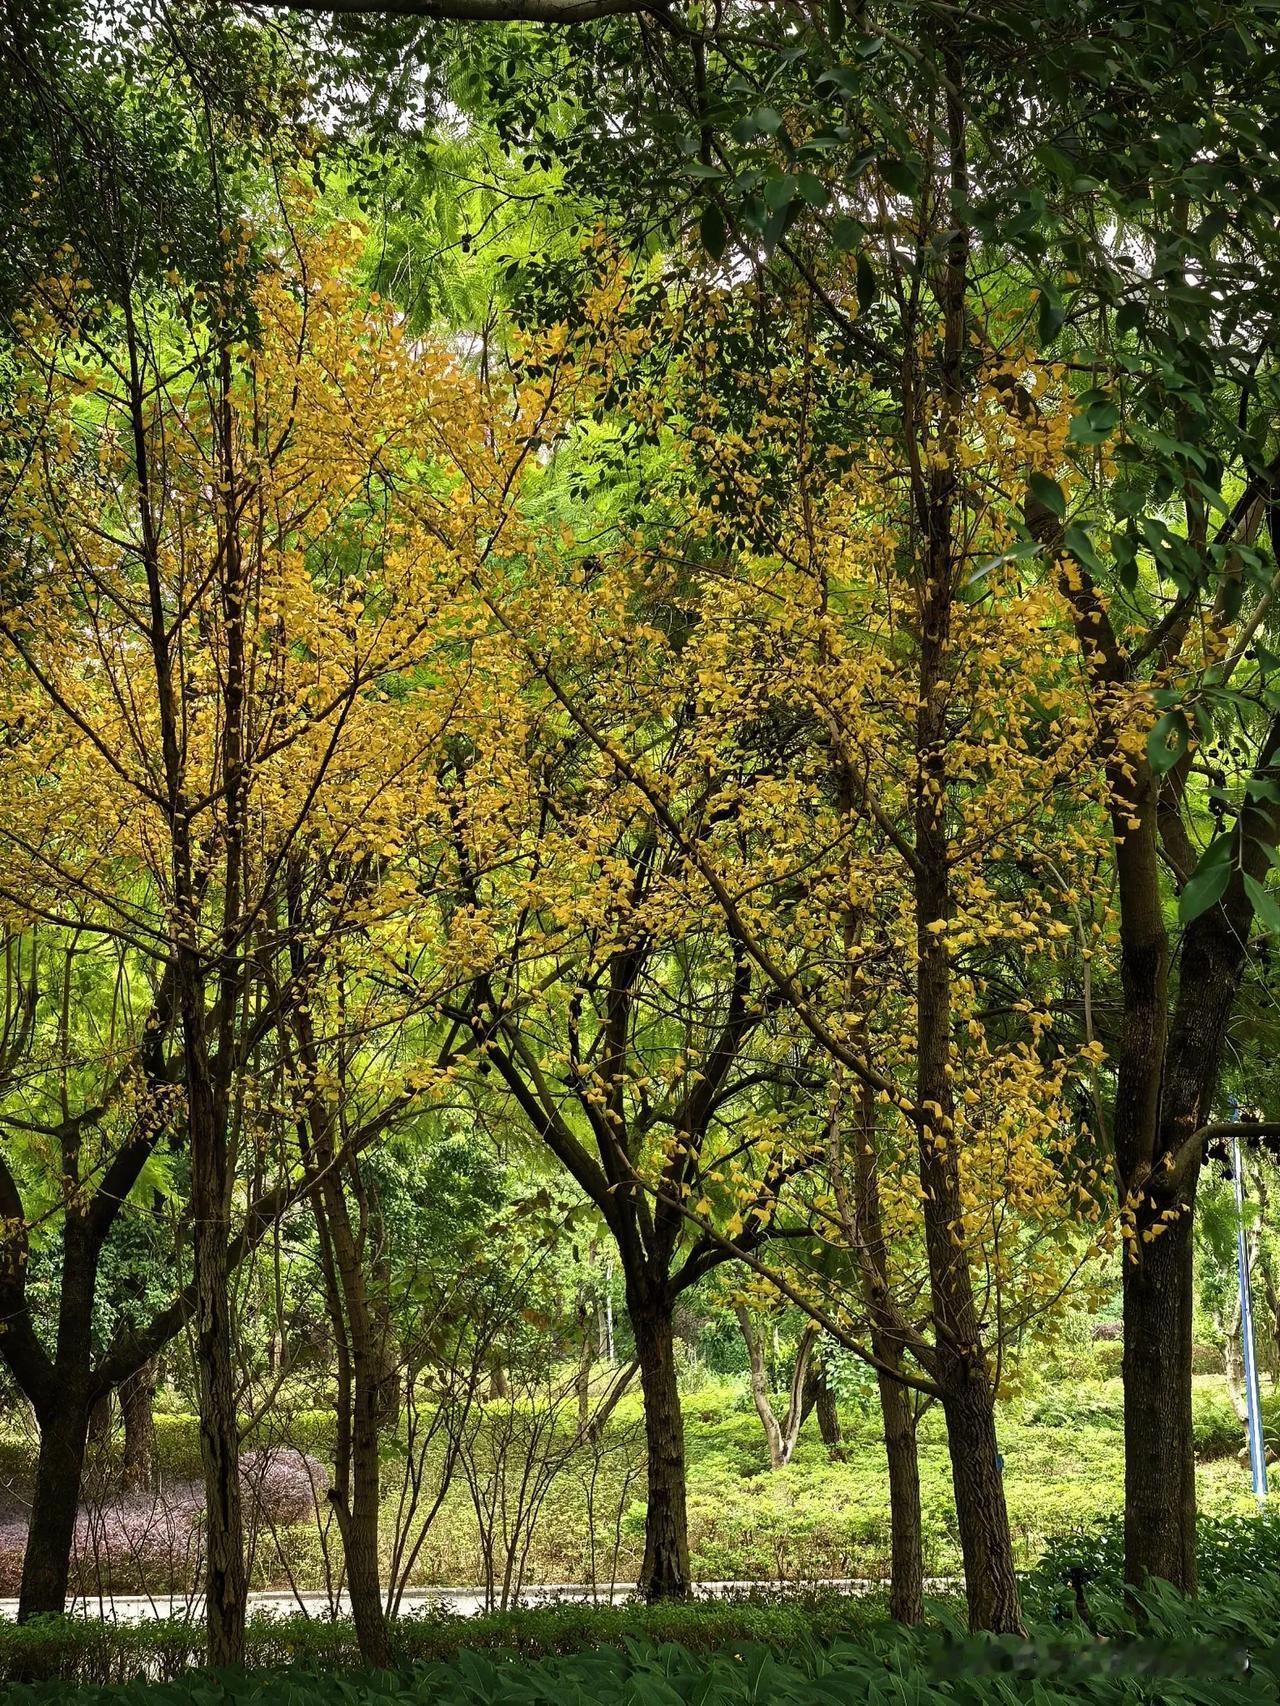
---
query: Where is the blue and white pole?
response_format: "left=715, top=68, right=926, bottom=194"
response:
left=1229, top=1097, right=1268, bottom=1502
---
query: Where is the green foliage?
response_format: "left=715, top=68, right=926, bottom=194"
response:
left=0, top=1593, right=877, bottom=1689
left=1031, top=1508, right=1280, bottom=1607
left=1193, top=1393, right=1246, bottom=1462
left=9, top=1571, right=1280, bottom=1700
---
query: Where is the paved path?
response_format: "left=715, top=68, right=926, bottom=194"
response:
left=0, top=1579, right=889, bottom=1625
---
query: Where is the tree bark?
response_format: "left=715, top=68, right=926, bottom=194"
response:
left=311, top=1163, right=393, bottom=1672
left=735, top=1305, right=785, bottom=1468
left=631, top=1292, right=690, bottom=1601
left=18, top=1395, right=90, bottom=1621
left=812, top=1365, right=843, bottom=1454
left=120, top=1360, right=157, bottom=1493
left=87, top=1390, right=112, bottom=1457
left=340, top=1406, right=391, bottom=1671
left=185, top=974, right=247, bottom=1665
left=941, top=1376, right=1020, bottom=1634
left=878, top=1363, right=923, bottom=1624
left=1122, top=1203, right=1197, bottom=1592
left=191, top=1172, right=246, bottom=1668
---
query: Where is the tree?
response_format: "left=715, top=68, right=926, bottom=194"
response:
left=731, top=1296, right=818, bottom=1471
left=476, top=235, right=1117, bottom=1629
left=432, top=813, right=820, bottom=1598
left=0, top=213, right=516, bottom=1655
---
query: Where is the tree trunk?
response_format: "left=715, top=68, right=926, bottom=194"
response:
left=341, top=1404, right=392, bottom=1670
left=87, top=1390, right=112, bottom=1457
left=313, top=1176, right=393, bottom=1672
left=812, top=1366, right=843, bottom=1455
left=631, top=1293, right=690, bottom=1601
left=941, top=1376, right=1021, bottom=1634
left=120, top=1360, right=157, bottom=1493
left=190, top=1091, right=247, bottom=1665
left=909, top=89, right=1022, bottom=1624
left=18, top=1395, right=90, bottom=1620
left=1122, top=1203, right=1197, bottom=1593
left=877, top=1364, right=923, bottom=1624
left=735, top=1305, right=785, bottom=1469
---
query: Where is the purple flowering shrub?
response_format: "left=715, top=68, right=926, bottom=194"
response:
left=0, top=1515, right=28, bottom=1597
left=0, top=1449, right=328, bottom=1596
left=239, top=1447, right=328, bottom=1528
left=71, top=1493, right=203, bottom=1594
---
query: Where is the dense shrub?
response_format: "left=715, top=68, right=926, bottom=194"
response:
left=1024, top=1388, right=1121, bottom=1432
left=1091, top=1341, right=1123, bottom=1379
left=1029, top=1507, right=1280, bottom=1611
left=152, top=1415, right=338, bottom=1486
left=1193, top=1392, right=1245, bottom=1461
left=239, top=1449, right=328, bottom=1526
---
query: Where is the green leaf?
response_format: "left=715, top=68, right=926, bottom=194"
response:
left=1179, top=837, right=1234, bottom=924
left=1028, top=471, right=1066, bottom=519
left=855, top=249, right=877, bottom=312
left=1063, top=522, right=1103, bottom=572
left=699, top=203, right=726, bottom=262
left=877, top=154, right=919, bottom=196
left=1244, top=874, right=1280, bottom=938
left=1147, top=710, right=1189, bottom=775
left=1038, top=287, right=1066, bottom=342
left=763, top=173, right=799, bottom=211
left=762, top=201, right=795, bottom=255
left=832, top=214, right=863, bottom=251
left=816, top=64, right=860, bottom=97
left=795, top=172, right=829, bottom=208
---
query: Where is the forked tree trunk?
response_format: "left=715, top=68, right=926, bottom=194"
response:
left=737, top=1305, right=785, bottom=1468
left=1222, top=1300, right=1247, bottom=1425
left=631, top=1292, right=690, bottom=1601
left=736, top=1307, right=816, bottom=1469
left=18, top=1395, right=90, bottom=1621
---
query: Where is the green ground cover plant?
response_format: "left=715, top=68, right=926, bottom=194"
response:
left=6, top=1507, right=1280, bottom=1691
left=5, top=1568, right=1280, bottom=1703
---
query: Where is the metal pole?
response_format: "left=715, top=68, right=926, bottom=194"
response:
left=1230, top=1116, right=1268, bottom=1502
